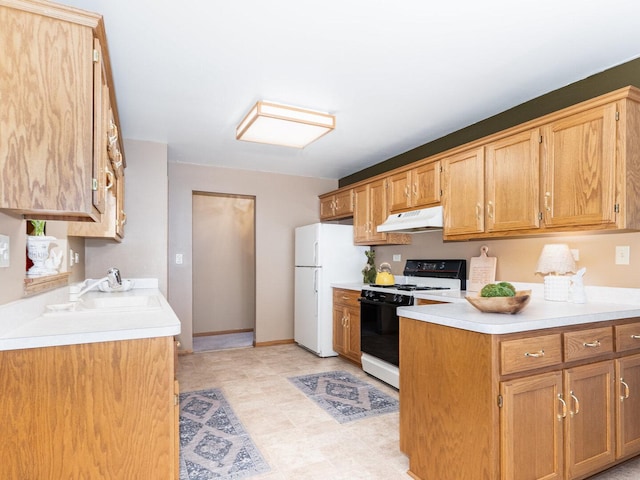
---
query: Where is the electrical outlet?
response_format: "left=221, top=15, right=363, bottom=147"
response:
left=74, top=252, right=80, bottom=264
left=0, top=234, right=10, bottom=268
left=616, top=246, right=630, bottom=265
left=69, top=249, right=75, bottom=267
left=176, top=253, right=183, bottom=265
left=393, top=254, right=401, bottom=262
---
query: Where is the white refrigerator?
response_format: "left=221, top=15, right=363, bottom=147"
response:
left=294, top=223, right=366, bottom=357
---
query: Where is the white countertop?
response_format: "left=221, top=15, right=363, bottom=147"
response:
left=333, top=280, right=640, bottom=334
left=0, top=279, right=181, bottom=351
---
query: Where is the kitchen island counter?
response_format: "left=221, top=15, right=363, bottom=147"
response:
left=398, top=297, right=640, bottom=334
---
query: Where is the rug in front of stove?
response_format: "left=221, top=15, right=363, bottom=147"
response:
left=179, top=388, right=270, bottom=480
left=288, top=370, right=399, bottom=424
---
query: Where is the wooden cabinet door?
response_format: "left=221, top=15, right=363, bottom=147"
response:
left=616, top=354, right=640, bottom=459
left=0, top=6, right=97, bottom=219
left=442, top=146, right=485, bottom=236
left=564, top=361, right=615, bottom=479
left=412, top=161, right=441, bottom=208
left=368, top=178, right=388, bottom=243
left=485, top=129, right=540, bottom=233
left=388, top=170, right=412, bottom=213
left=332, top=305, right=347, bottom=356
left=353, top=184, right=370, bottom=243
left=541, top=103, right=617, bottom=229
left=345, top=305, right=361, bottom=363
left=333, top=188, right=353, bottom=217
left=320, top=195, right=336, bottom=220
left=501, top=371, right=564, bottom=480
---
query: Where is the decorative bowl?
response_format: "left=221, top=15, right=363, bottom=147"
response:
left=465, top=290, right=532, bottom=315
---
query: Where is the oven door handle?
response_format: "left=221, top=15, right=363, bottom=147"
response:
left=358, top=297, right=403, bottom=307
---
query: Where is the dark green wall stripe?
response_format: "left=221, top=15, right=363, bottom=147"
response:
left=339, top=56, right=640, bottom=187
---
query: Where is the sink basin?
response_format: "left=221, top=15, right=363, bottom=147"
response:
left=44, top=295, right=162, bottom=316
left=80, top=295, right=161, bottom=310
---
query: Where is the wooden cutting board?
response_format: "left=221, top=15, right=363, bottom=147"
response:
left=468, top=245, right=497, bottom=292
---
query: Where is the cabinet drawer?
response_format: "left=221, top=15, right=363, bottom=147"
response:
left=333, top=289, right=360, bottom=308
left=564, top=327, right=613, bottom=361
left=501, top=334, right=562, bottom=375
left=615, top=322, right=640, bottom=352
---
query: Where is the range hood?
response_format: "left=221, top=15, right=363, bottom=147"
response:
left=377, top=205, right=443, bottom=233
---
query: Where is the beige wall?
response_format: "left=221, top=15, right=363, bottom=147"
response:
left=374, top=230, right=640, bottom=288
left=85, top=140, right=169, bottom=294
left=168, top=162, right=337, bottom=352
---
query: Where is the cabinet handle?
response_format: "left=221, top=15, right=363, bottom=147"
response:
left=412, top=183, right=418, bottom=198
left=631, top=335, right=640, bottom=340
left=486, top=201, right=494, bottom=219
left=544, top=192, right=551, bottom=211
left=404, top=185, right=410, bottom=198
left=620, top=379, right=630, bottom=402
left=557, top=394, right=567, bottom=420
left=524, top=350, right=545, bottom=358
left=583, top=340, right=601, bottom=348
left=121, top=211, right=127, bottom=226
left=475, top=203, right=482, bottom=219
left=570, top=391, right=580, bottom=417
left=105, top=170, right=114, bottom=190
left=341, top=296, right=350, bottom=300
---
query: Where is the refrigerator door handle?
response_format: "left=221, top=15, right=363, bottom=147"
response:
left=314, top=241, right=319, bottom=266
left=314, top=269, right=319, bottom=293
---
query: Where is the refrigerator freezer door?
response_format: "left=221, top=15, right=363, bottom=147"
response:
left=295, top=223, right=321, bottom=267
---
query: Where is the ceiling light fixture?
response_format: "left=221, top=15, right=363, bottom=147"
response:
left=236, top=101, right=335, bottom=148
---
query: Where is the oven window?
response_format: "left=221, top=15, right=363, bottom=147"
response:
left=360, top=300, right=399, bottom=366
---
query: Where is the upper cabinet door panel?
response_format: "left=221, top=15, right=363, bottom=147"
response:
left=0, top=6, right=96, bottom=218
left=485, top=129, right=540, bottom=233
left=442, top=147, right=485, bottom=236
left=541, top=103, right=617, bottom=228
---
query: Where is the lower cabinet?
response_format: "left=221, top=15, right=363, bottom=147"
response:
left=400, top=317, right=640, bottom=480
left=0, top=337, right=178, bottom=479
left=332, top=288, right=361, bottom=364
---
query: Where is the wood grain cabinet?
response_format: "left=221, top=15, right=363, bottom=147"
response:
left=353, top=179, right=411, bottom=245
left=0, top=0, right=125, bottom=221
left=332, top=288, right=361, bottom=364
left=319, top=188, right=353, bottom=220
left=387, top=161, right=441, bottom=214
left=399, top=317, right=640, bottom=480
left=0, top=337, right=179, bottom=479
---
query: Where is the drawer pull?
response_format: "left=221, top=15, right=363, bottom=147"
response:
left=557, top=394, right=567, bottom=420
left=620, top=379, right=630, bottom=402
left=570, top=391, right=580, bottom=417
left=583, top=340, right=601, bottom=348
left=631, top=335, right=640, bottom=340
left=525, top=350, right=545, bottom=358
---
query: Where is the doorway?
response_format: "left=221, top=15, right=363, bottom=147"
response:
left=192, top=192, right=256, bottom=352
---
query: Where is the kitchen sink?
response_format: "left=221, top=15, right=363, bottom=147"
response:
left=45, top=295, right=162, bottom=316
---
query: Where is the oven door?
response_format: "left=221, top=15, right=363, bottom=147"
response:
left=359, top=297, right=401, bottom=367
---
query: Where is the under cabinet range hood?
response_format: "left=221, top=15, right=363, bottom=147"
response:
left=377, top=205, right=444, bottom=233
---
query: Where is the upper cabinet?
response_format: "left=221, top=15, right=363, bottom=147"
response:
left=0, top=0, right=125, bottom=221
left=353, top=179, right=410, bottom=246
left=388, top=161, right=441, bottom=214
left=319, top=188, right=353, bottom=221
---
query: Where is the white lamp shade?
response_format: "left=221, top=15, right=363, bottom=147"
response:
left=236, top=101, right=335, bottom=148
left=535, top=243, right=577, bottom=275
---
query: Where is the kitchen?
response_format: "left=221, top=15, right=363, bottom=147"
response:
left=2, top=0, right=640, bottom=479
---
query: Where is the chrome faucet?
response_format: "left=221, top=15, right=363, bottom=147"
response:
left=70, top=267, right=123, bottom=301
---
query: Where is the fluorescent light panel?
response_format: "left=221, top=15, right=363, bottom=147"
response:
left=236, top=101, right=335, bottom=148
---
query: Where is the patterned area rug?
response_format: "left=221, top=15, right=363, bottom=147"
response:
left=288, top=370, right=399, bottom=424
left=179, top=388, right=270, bottom=480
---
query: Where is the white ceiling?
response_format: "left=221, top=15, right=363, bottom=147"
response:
left=63, top=0, right=640, bottom=180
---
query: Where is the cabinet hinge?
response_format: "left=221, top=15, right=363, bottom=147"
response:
left=439, top=165, right=443, bottom=173
left=616, top=111, right=620, bottom=121
left=497, top=394, right=503, bottom=408
left=539, top=135, right=543, bottom=143
left=538, top=212, right=543, bottom=220
left=93, top=49, right=100, bottom=63
left=92, top=178, right=98, bottom=191
left=614, top=204, right=620, bottom=213
left=174, top=394, right=179, bottom=406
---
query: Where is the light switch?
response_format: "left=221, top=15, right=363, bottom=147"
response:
left=176, top=253, right=184, bottom=265
left=0, top=234, right=10, bottom=268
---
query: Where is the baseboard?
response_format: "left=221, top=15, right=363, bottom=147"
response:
left=254, top=338, right=295, bottom=347
left=193, top=328, right=254, bottom=337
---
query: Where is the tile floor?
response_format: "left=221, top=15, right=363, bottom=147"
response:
left=177, top=344, right=640, bottom=480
